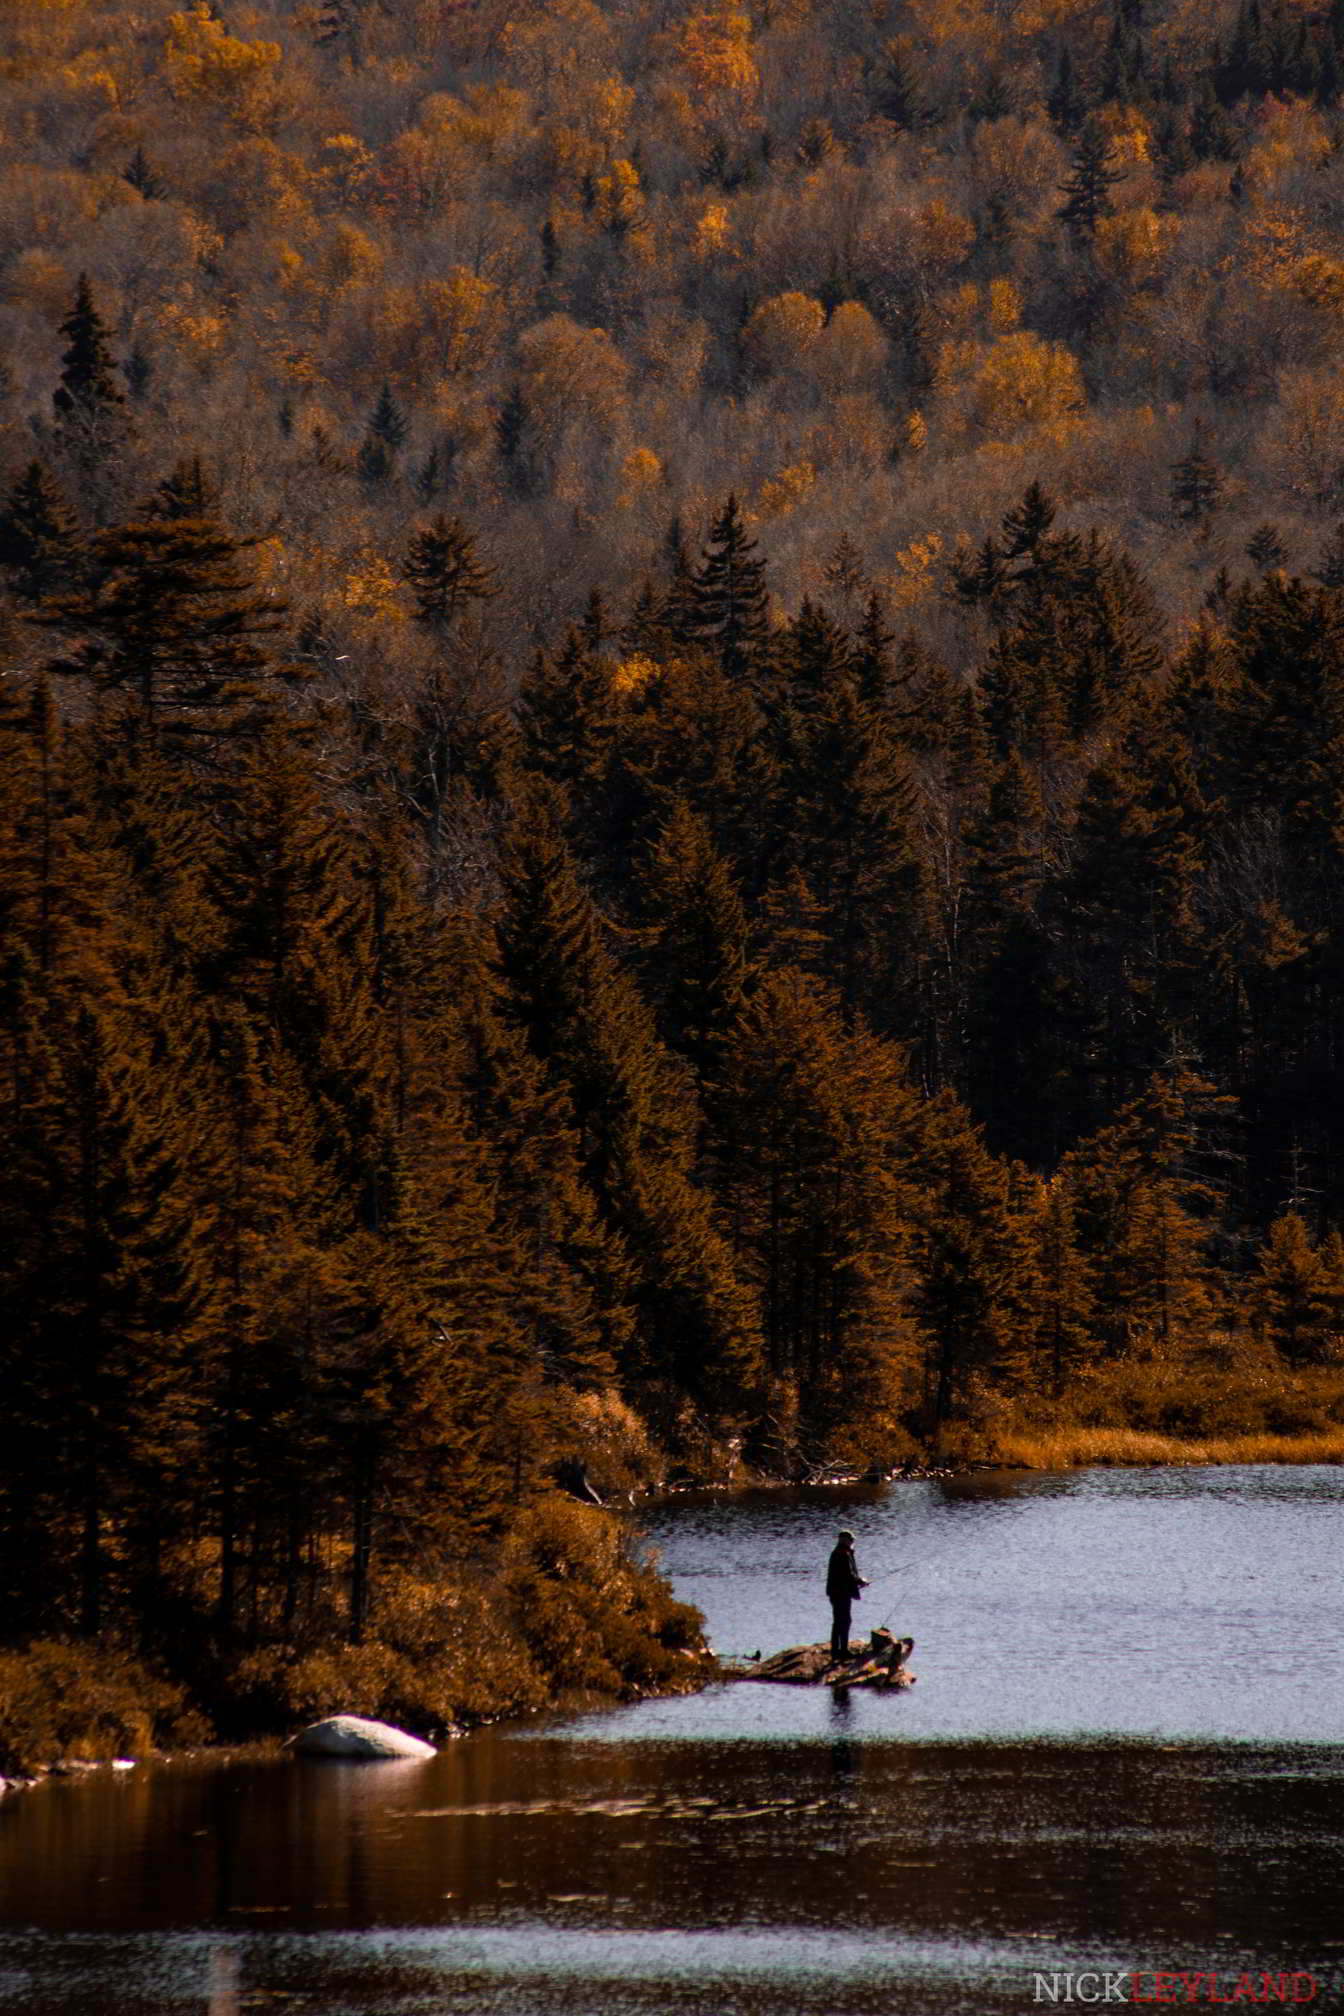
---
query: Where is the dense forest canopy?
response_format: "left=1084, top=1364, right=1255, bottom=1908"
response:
left=2, top=0, right=1344, bottom=1745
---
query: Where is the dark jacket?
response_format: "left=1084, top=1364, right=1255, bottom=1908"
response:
left=826, top=1541, right=862, bottom=1605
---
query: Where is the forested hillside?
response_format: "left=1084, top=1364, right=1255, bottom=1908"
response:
left=3, top=0, right=1344, bottom=1750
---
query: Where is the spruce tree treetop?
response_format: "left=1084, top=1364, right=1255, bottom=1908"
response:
left=123, top=147, right=166, bottom=200
left=368, top=382, right=407, bottom=449
left=145, top=455, right=222, bottom=521
left=402, top=515, right=499, bottom=633
left=0, top=461, right=79, bottom=602
left=1001, top=481, right=1058, bottom=562
left=1171, top=428, right=1222, bottom=524
left=1047, top=43, right=1089, bottom=135
left=1057, top=117, right=1124, bottom=244
left=691, top=494, right=771, bottom=678
left=43, top=514, right=301, bottom=762
left=53, top=275, right=125, bottom=425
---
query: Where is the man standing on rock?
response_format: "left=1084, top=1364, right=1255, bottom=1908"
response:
left=826, top=1529, right=868, bottom=1664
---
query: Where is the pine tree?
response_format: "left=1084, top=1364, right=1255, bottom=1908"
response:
left=51, top=275, right=132, bottom=503
left=515, top=630, right=622, bottom=840
left=912, top=1109, right=1041, bottom=1433
left=691, top=495, right=771, bottom=678
left=53, top=275, right=126, bottom=430
left=788, top=667, right=931, bottom=1037
left=852, top=590, right=899, bottom=706
left=1170, top=428, right=1222, bottom=524
left=493, top=789, right=760, bottom=1409
left=201, top=1003, right=334, bottom=1634
left=124, top=346, right=152, bottom=401
left=1101, top=0, right=1147, bottom=103
left=495, top=383, right=534, bottom=495
left=1057, top=117, right=1124, bottom=244
left=6, top=994, right=212, bottom=1631
left=1001, top=480, right=1057, bottom=564
left=145, top=454, right=222, bottom=521
left=43, top=514, right=300, bottom=763
left=875, top=40, right=926, bottom=128
left=1190, top=80, right=1238, bottom=160
left=1246, top=522, right=1287, bottom=573
left=949, top=534, right=1010, bottom=611
left=402, top=515, right=499, bottom=634
left=1053, top=750, right=1204, bottom=1126
left=962, top=751, right=1047, bottom=954
left=1029, top=1176, right=1097, bottom=1395
left=357, top=383, right=407, bottom=483
left=1222, top=574, right=1344, bottom=855
left=1154, top=104, right=1196, bottom=185
left=634, top=798, right=753, bottom=1092
left=368, top=381, right=407, bottom=450
left=719, top=967, right=922, bottom=1450
left=657, top=511, right=700, bottom=648
left=1063, top=1068, right=1231, bottom=1355
left=1047, top=44, right=1089, bottom=135
left=124, top=147, right=166, bottom=200
left=448, top=918, right=629, bottom=1389
left=822, top=532, right=867, bottom=610
left=0, top=461, right=81, bottom=602
left=411, top=442, right=446, bottom=504
left=1253, top=1210, right=1332, bottom=1364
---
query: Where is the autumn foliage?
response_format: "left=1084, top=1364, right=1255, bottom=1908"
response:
left=3, top=0, right=1344, bottom=1745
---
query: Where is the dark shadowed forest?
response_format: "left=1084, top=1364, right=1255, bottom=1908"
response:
left=3, top=0, right=1344, bottom=1758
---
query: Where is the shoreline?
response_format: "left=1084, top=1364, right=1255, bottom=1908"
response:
left=0, top=1659, right=720, bottom=1797
left=6, top=1439, right=1340, bottom=1788
left=632, top=1431, right=1344, bottom=1505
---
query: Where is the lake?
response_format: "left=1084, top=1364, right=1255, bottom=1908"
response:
left=2, top=1465, right=1342, bottom=2015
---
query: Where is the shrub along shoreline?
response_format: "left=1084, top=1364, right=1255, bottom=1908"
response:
left=0, top=1496, right=711, bottom=1781
left=5, top=1357, right=1341, bottom=1780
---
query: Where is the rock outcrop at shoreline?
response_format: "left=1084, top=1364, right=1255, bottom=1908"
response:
left=288, top=1716, right=439, bottom=1759
left=723, top=1630, right=916, bottom=1689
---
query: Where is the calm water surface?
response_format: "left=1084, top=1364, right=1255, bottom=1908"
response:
left=3, top=1465, right=1342, bottom=2015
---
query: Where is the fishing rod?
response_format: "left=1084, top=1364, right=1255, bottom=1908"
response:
left=862, top=1557, right=919, bottom=1588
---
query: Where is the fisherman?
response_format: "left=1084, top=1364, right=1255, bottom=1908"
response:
left=826, top=1528, right=868, bottom=1664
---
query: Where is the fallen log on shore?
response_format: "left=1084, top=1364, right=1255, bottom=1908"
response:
left=722, top=1629, right=916, bottom=1689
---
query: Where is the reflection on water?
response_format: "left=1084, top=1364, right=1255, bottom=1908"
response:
left=2, top=1466, right=1342, bottom=2015
left=604, top=1460, right=1344, bottom=1744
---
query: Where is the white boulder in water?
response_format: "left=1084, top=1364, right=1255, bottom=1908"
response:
left=289, top=1715, right=436, bottom=1760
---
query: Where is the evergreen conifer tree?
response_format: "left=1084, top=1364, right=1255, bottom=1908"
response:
left=357, top=384, right=408, bottom=484
left=691, top=495, right=771, bottom=678
left=124, top=147, right=166, bottom=200
left=53, top=274, right=126, bottom=430
left=1170, top=428, right=1222, bottom=524
left=1057, top=117, right=1124, bottom=244
left=875, top=41, right=926, bottom=128
left=634, top=798, right=753, bottom=1093
left=495, top=383, right=534, bottom=495
left=1253, top=1210, right=1332, bottom=1363
left=1246, top=522, right=1288, bottom=573
left=494, top=789, right=760, bottom=1409
left=145, top=455, right=222, bottom=521
left=0, top=461, right=80, bottom=602
left=403, top=515, right=499, bottom=634
left=1047, top=44, right=1089, bottom=134
left=51, top=275, right=132, bottom=505
left=42, top=513, right=301, bottom=764
left=719, top=967, right=922, bottom=1450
